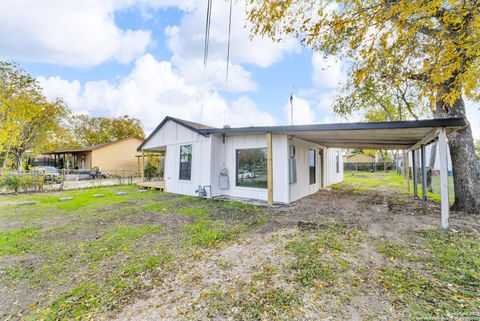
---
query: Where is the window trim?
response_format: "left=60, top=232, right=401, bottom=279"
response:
left=235, top=147, right=268, bottom=189
left=178, top=144, right=192, bottom=181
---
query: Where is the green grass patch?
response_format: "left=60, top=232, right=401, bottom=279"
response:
left=287, top=225, right=360, bottom=288
left=82, top=224, right=162, bottom=261
left=378, top=230, right=480, bottom=318
left=0, top=227, right=39, bottom=255
left=185, top=220, right=233, bottom=247
left=31, top=252, right=172, bottom=321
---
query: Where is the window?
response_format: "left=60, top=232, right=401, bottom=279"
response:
left=308, top=149, right=316, bottom=185
left=336, top=151, right=340, bottom=173
left=179, top=145, right=192, bottom=180
left=236, top=148, right=267, bottom=188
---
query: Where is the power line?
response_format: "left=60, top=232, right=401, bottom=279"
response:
left=203, top=0, right=213, bottom=67
left=225, top=0, right=233, bottom=84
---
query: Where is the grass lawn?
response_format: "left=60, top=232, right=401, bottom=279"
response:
left=0, top=186, right=267, bottom=320
left=1, top=175, right=478, bottom=320
left=343, top=171, right=455, bottom=204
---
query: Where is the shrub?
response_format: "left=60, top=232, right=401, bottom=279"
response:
left=0, top=174, right=44, bottom=193
left=144, top=163, right=158, bottom=178
left=1, top=175, right=23, bottom=193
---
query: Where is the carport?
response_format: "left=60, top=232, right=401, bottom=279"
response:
left=202, top=118, right=466, bottom=229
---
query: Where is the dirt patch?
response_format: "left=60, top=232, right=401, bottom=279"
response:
left=112, top=186, right=479, bottom=320
left=113, top=229, right=295, bottom=321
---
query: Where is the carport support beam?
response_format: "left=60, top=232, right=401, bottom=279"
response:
left=438, top=127, right=449, bottom=229
left=267, top=132, right=273, bottom=205
left=404, top=151, right=410, bottom=192
left=412, top=150, right=418, bottom=198
left=421, top=144, right=428, bottom=207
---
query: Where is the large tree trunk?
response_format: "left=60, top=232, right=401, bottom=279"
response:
left=436, top=94, right=480, bottom=213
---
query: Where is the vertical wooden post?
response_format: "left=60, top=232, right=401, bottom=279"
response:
left=438, top=127, right=449, bottom=229
left=266, top=132, right=273, bottom=205
left=141, top=151, right=145, bottom=183
left=421, top=144, right=428, bottom=207
left=412, top=150, right=418, bottom=198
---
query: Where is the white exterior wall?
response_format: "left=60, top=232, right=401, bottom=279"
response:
left=142, top=120, right=211, bottom=196
left=288, top=138, right=343, bottom=202
left=209, top=133, right=290, bottom=203
left=142, top=120, right=344, bottom=203
left=325, top=147, right=344, bottom=186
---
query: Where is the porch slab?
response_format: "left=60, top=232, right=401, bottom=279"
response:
left=137, top=181, right=165, bottom=191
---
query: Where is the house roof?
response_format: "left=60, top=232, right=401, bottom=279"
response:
left=137, top=116, right=212, bottom=151
left=199, top=118, right=466, bottom=150
left=138, top=116, right=466, bottom=150
left=46, top=136, right=143, bottom=155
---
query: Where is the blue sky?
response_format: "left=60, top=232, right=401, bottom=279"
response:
left=0, top=0, right=478, bottom=138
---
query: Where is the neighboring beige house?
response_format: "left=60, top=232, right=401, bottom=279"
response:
left=46, top=136, right=143, bottom=173
left=343, top=153, right=376, bottom=163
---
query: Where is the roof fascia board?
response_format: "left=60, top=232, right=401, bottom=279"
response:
left=137, top=116, right=209, bottom=151
left=200, top=118, right=466, bottom=135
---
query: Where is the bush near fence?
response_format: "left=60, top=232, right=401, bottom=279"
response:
left=0, top=169, right=143, bottom=194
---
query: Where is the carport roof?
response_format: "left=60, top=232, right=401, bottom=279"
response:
left=199, top=118, right=466, bottom=150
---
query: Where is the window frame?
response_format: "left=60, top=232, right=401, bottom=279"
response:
left=235, top=147, right=268, bottom=189
left=178, top=144, right=192, bottom=181
left=308, top=148, right=316, bottom=185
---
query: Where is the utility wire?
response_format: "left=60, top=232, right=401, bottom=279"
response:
left=204, top=0, right=213, bottom=67
left=225, top=0, right=233, bottom=84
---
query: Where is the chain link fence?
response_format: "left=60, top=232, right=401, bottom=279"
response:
left=344, top=162, right=396, bottom=172
left=0, top=168, right=144, bottom=195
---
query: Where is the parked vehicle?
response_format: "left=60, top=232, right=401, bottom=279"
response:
left=32, top=166, right=62, bottom=183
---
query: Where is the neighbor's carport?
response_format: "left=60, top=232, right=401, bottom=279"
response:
left=202, top=118, right=466, bottom=229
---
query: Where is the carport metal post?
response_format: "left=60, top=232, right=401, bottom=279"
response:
left=404, top=151, right=410, bottom=192
left=438, top=127, right=449, bottom=229
left=412, top=150, right=418, bottom=198
left=267, top=132, right=273, bottom=205
left=420, top=144, right=428, bottom=207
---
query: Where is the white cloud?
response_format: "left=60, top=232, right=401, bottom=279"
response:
left=283, top=95, right=316, bottom=125
left=0, top=0, right=152, bottom=67
left=164, top=0, right=300, bottom=92
left=38, top=54, right=276, bottom=132
left=465, top=101, right=480, bottom=140
left=311, top=53, right=346, bottom=89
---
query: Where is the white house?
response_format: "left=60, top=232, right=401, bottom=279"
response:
left=138, top=116, right=467, bottom=229
left=138, top=116, right=343, bottom=204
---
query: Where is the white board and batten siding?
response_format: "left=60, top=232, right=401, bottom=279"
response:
left=209, top=133, right=290, bottom=203
left=288, top=137, right=343, bottom=203
left=141, top=119, right=211, bottom=197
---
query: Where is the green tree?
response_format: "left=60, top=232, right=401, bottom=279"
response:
left=0, top=62, right=69, bottom=171
left=247, top=0, right=480, bottom=213
left=69, top=115, right=145, bottom=147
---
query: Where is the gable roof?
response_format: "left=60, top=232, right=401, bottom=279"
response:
left=47, top=136, right=143, bottom=154
left=137, top=116, right=212, bottom=151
